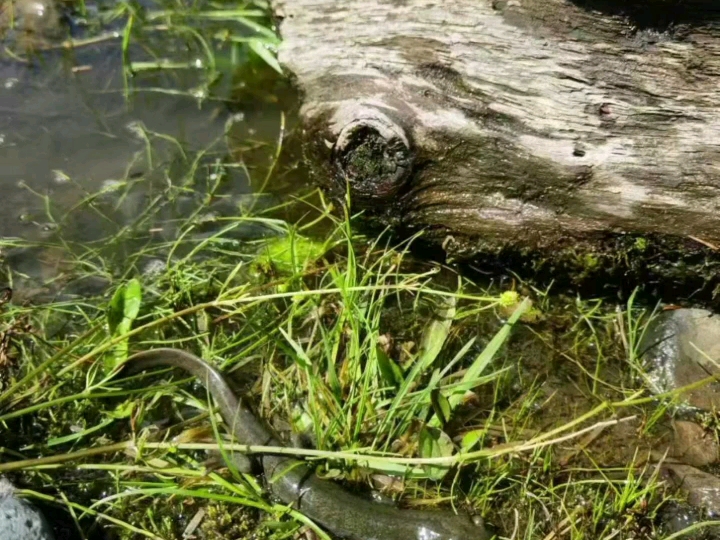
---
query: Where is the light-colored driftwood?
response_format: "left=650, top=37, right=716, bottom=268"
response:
left=272, top=0, right=720, bottom=258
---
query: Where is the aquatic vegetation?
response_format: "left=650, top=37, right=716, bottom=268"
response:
left=0, top=3, right=714, bottom=538
left=0, top=140, right=700, bottom=538
left=1, top=0, right=281, bottom=95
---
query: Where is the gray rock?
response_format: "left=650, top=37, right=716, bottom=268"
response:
left=640, top=308, right=720, bottom=411
left=0, top=0, right=65, bottom=46
left=670, top=420, right=719, bottom=467
left=0, top=477, right=55, bottom=540
left=663, top=463, right=720, bottom=518
left=658, top=501, right=708, bottom=539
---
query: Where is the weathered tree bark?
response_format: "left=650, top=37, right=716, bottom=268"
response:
left=271, top=0, right=720, bottom=297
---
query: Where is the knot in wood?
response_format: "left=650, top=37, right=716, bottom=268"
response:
left=332, top=112, right=412, bottom=202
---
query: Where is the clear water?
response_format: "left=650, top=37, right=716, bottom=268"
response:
left=0, top=54, right=231, bottom=236
left=0, top=7, right=293, bottom=298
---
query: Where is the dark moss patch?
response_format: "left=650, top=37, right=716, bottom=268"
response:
left=446, top=232, right=720, bottom=309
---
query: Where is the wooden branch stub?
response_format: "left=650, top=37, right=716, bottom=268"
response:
left=331, top=106, right=413, bottom=202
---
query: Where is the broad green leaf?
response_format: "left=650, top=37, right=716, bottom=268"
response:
left=419, top=426, right=454, bottom=480
left=376, top=346, right=403, bottom=388
left=122, top=279, right=142, bottom=321
left=381, top=297, right=456, bottom=430
left=107, top=279, right=143, bottom=369
left=416, top=296, right=456, bottom=371
left=107, top=287, right=125, bottom=335
left=108, top=279, right=142, bottom=334
left=429, top=388, right=452, bottom=427
left=460, top=429, right=486, bottom=453
left=257, top=233, right=327, bottom=274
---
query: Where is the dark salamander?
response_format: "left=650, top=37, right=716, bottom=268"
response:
left=119, top=348, right=492, bottom=540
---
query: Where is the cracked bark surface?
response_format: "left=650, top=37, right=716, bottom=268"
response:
left=272, top=0, right=720, bottom=296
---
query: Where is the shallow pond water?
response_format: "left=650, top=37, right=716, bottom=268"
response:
left=1, top=58, right=224, bottom=229
left=0, top=5, right=296, bottom=299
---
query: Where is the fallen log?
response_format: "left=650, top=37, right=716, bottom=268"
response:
left=271, top=0, right=720, bottom=299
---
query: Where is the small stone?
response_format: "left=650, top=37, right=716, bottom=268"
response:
left=640, top=308, right=720, bottom=411
left=657, top=500, right=703, bottom=537
left=671, top=420, right=719, bottom=467
left=64, top=275, right=111, bottom=298
left=663, top=463, right=720, bottom=517
left=0, top=0, right=65, bottom=47
left=0, top=477, right=55, bottom=540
